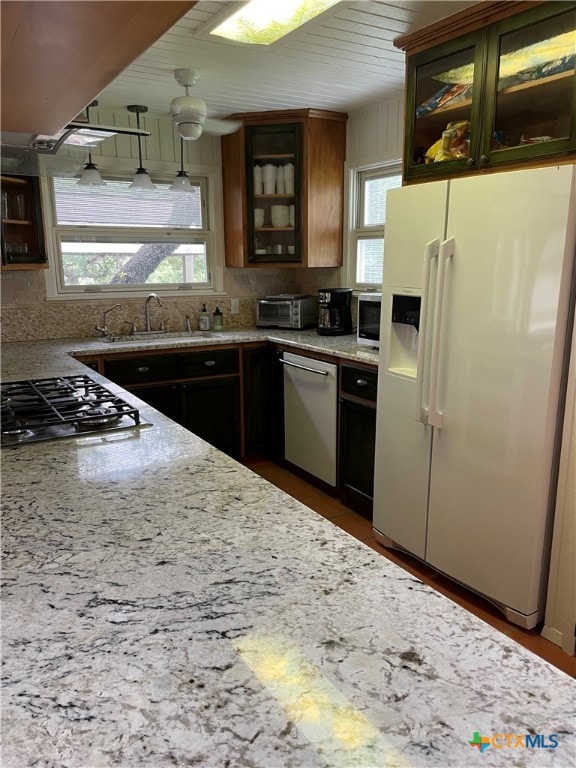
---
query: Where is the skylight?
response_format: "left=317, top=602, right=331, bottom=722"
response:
left=210, top=0, right=341, bottom=45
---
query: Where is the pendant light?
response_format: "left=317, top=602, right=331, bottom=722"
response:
left=127, top=105, right=155, bottom=190
left=170, top=137, right=193, bottom=192
left=77, top=101, right=106, bottom=186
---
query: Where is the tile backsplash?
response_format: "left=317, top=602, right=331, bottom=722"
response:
left=1, top=266, right=343, bottom=342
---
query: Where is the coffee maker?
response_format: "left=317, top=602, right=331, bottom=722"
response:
left=317, top=288, right=353, bottom=336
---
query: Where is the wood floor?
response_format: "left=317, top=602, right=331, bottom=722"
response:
left=244, top=456, right=576, bottom=678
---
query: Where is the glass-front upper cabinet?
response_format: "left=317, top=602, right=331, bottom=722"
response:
left=402, top=1, right=576, bottom=181
left=1, top=175, right=48, bottom=270
left=482, top=2, right=576, bottom=167
left=245, top=123, right=302, bottom=264
left=405, top=34, right=486, bottom=179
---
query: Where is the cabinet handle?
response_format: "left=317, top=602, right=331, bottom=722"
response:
left=204, top=360, right=216, bottom=367
left=466, top=157, right=475, bottom=167
left=137, top=366, right=150, bottom=373
left=356, top=378, right=368, bottom=387
left=479, top=154, right=488, bottom=167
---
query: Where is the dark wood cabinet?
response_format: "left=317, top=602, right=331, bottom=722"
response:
left=1, top=175, right=48, bottom=270
left=221, top=109, right=347, bottom=268
left=136, top=383, right=183, bottom=424
left=104, top=354, right=179, bottom=384
left=338, top=364, right=378, bottom=519
left=242, top=344, right=285, bottom=459
left=180, top=378, right=240, bottom=457
left=243, top=344, right=272, bottom=455
left=398, top=1, right=576, bottom=182
left=103, top=347, right=242, bottom=458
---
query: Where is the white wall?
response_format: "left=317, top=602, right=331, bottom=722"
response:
left=346, top=97, right=404, bottom=166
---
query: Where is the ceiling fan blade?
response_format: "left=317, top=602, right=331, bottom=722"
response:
left=203, top=118, right=242, bottom=136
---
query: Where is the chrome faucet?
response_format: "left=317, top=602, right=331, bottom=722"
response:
left=144, top=293, right=163, bottom=331
left=95, top=303, right=123, bottom=337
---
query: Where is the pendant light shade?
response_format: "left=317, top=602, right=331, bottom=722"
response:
left=77, top=101, right=106, bottom=186
left=127, top=105, right=155, bottom=190
left=77, top=161, right=106, bottom=186
left=170, top=138, right=193, bottom=192
left=130, top=167, right=157, bottom=190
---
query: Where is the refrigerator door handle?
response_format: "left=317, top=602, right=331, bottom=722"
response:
left=415, top=239, right=439, bottom=424
left=428, top=238, right=454, bottom=429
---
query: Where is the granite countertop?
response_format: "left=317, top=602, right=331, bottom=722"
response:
left=1, top=334, right=575, bottom=767
left=0, top=330, right=379, bottom=384
left=73, top=328, right=381, bottom=366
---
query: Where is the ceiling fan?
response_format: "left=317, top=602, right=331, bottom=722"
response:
left=170, top=68, right=240, bottom=140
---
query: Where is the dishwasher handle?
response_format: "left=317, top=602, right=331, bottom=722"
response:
left=280, top=358, right=329, bottom=376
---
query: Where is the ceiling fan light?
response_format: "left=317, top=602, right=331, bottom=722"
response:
left=130, top=167, right=156, bottom=190
left=77, top=161, right=106, bottom=186
left=170, top=170, right=194, bottom=193
left=170, top=94, right=207, bottom=120
left=177, top=121, right=204, bottom=141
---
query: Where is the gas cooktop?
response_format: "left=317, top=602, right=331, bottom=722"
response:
left=1, top=374, right=147, bottom=447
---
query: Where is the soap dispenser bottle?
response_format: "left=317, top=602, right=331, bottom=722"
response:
left=212, top=307, right=224, bottom=331
left=198, top=304, right=211, bottom=331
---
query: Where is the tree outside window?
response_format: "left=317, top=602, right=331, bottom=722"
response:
left=48, top=176, right=214, bottom=295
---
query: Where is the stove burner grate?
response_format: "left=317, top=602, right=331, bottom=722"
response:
left=1, top=374, right=145, bottom=446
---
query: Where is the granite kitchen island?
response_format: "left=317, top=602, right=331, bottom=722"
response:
left=1, top=338, right=575, bottom=767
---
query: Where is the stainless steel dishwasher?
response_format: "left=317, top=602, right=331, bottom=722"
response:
left=281, top=351, right=338, bottom=486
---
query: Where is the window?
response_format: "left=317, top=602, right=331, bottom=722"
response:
left=44, top=173, right=222, bottom=298
left=348, top=165, right=402, bottom=289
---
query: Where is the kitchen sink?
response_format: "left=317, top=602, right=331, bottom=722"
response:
left=105, top=331, right=217, bottom=343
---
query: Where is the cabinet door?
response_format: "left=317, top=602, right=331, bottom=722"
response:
left=181, top=378, right=241, bottom=458
left=339, top=398, right=376, bottom=519
left=481, top=3, right=576, bottom=168
left=129, top=383, right=183, bottom=424
left=245, top=123, right=302, bottom=264
left=1, top=175, right=48, bottom=269
left=243, top=345, right=273, bottom=455
left=404, top=32, right=485, bottom=180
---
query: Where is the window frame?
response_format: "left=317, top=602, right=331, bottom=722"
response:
left=345, top=160, right=402, bottom=292
left=41, top=164, right=225, bottom=301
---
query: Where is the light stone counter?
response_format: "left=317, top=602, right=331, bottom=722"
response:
left=1, top=330, right=379, bottom=384
left=71, top=328, right=381, bottom=367
left=1, top=336, right=575, bottom=767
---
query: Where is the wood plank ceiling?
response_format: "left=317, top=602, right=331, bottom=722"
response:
left=98, top=0, right=479, bottom=119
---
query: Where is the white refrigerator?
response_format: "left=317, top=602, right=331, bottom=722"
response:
left=373, top=164, right=576, bottom=629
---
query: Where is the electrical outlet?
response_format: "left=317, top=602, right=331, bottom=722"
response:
left=230, top=298, right=240, bottom=315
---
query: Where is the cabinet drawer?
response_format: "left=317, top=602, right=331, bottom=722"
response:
left=341, top=365, right=378, bottom=403
left=179, top=349, right=239, bottom=378
left=105, top=354, right=179, bottom=384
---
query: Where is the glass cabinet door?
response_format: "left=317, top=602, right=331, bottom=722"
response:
left=482, top=3, right=576, bottom=166
left=1, top=175, right=47, bottom=269
left=404, top=34, right=485, bottom=180
left=245, top=123, right=302, bottom=263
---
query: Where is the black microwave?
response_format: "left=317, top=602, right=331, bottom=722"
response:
left=357, top=292, right=382, bottom=348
